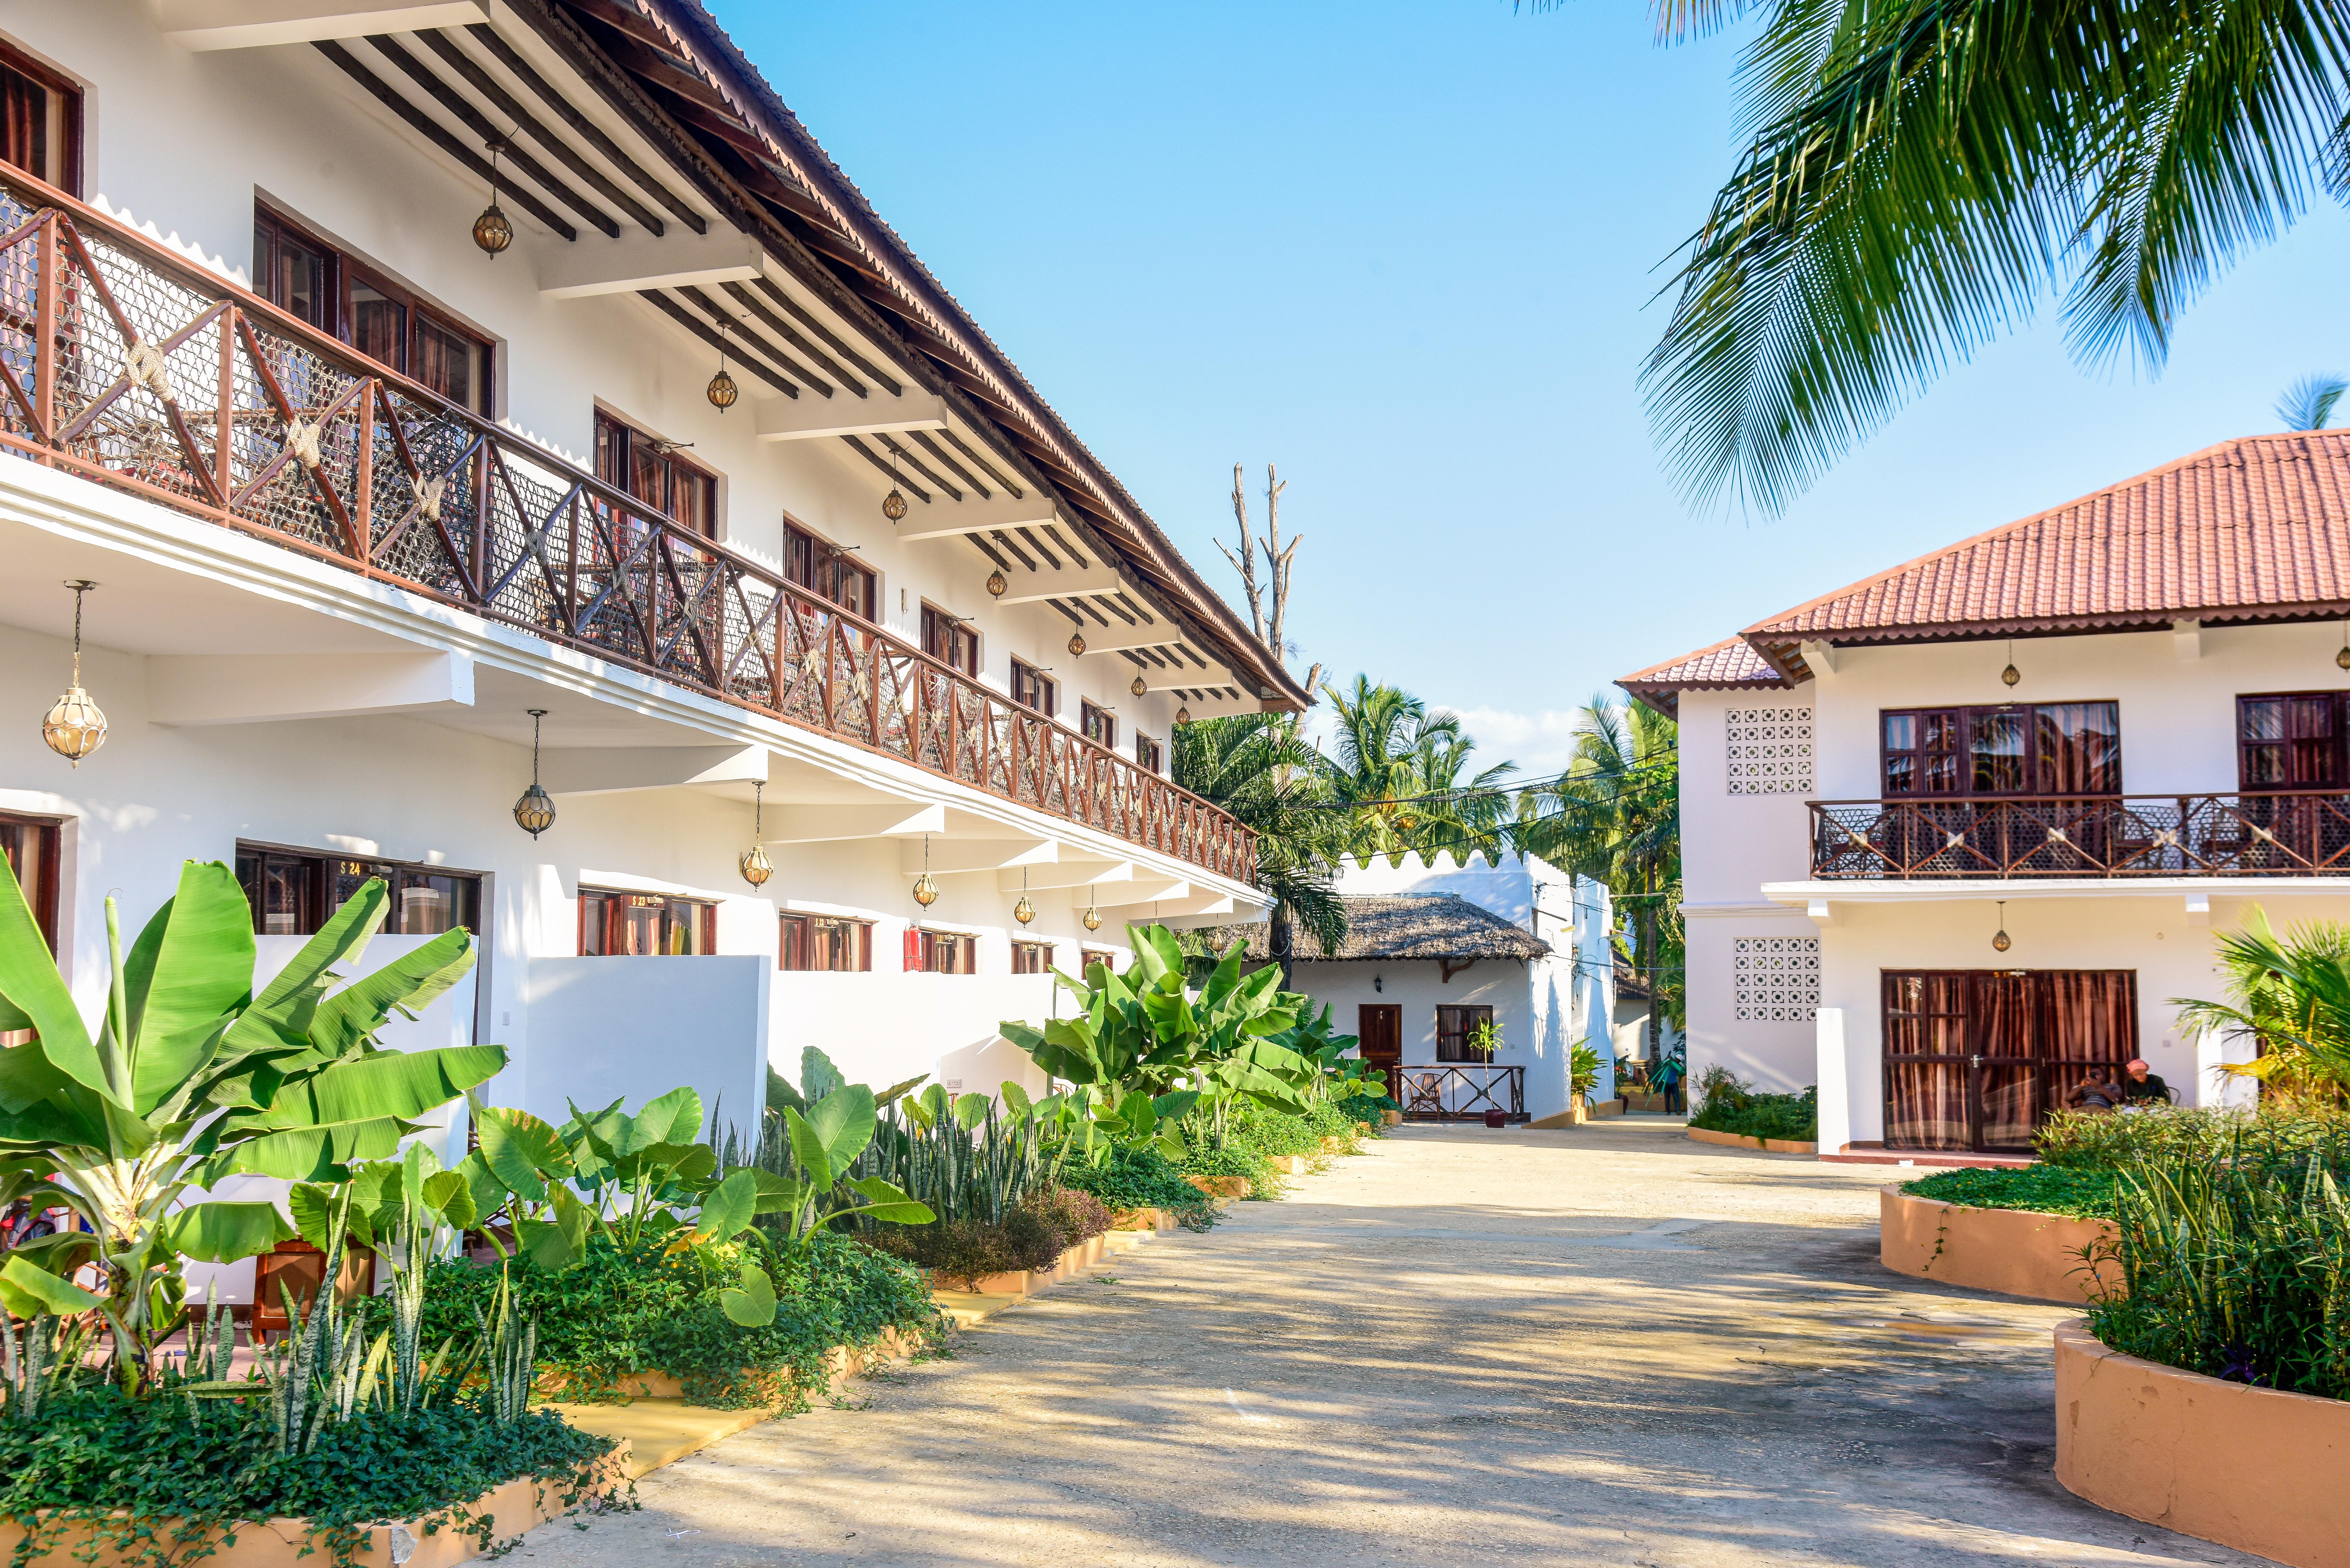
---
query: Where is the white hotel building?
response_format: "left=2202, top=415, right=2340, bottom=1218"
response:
left=0, top=1, right=1300, bottom=1145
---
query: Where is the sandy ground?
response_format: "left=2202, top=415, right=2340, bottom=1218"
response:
left=525, top=1119, right=2262, bottom=1568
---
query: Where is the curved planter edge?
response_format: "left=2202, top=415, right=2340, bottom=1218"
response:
left=1878, top=1186, right=2117, bottom=1303
left=1686, top=1127, right=1818, bottom=1156
left=2055, top=1320, right=2350, bottom=1568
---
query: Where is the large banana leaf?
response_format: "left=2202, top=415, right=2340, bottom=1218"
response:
left=0, top=854, right=105, bottom=1102
left=304, top=929, right=475, bottom=1061
left=225, top=1044, right=508, bottom=1133
left=220, top=880, right=389, bottom=1059
left=122, top=865, right=255, bottom=1115
left=164, top=1200, right=296, bottom=1262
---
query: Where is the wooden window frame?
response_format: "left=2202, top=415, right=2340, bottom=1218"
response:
left=779, top=912, right=873, bottom=972
left=0, top=810, right=62, bottom=961
left=920, top=603, right=979, bottom=676
left=1011, top=659, right=1058, bottom=718
left=1134, top=731, right=1164, bottom=773
left=578, top=887, right=719, bottom=956
left=1011, top=939, right=1052, bottom=975
left=0, top=39, right=82, bottom=196
left=595, top=408, right=720, bottom=538
left=2237, top=691, right=2350, bottom=790
left=783, top=518, right=876, bottom=619
left=1080, top=700, right=1117, bottom=750
left=234, top=841, right=483, bottom=939
left=251, top=201, right=496, bottom=415
left=905, top=927, right=976, bottom=975
left=1435, top=1004, right=1496, bottom=1063
left=1877, top=700, right=2122, bottom=798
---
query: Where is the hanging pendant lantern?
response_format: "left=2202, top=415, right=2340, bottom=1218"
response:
left=42, top=580, right=106, bottom=767
left=2336, top=619, right=2349, bottom=670
left=912, top=834, right=940, bottom=907
left=1013, top=865, right=1036, bottom=926
left=473, top=140, right=514, bottom=257
left=881, top=442, right=908, bottom=521
left=1082, top=888, right=1102, bottom=933
left=1130, top=673, right=1147, bottom=699
left=2001, top=637, right=2020, bottom=688
left=1175, top=705, right=1191, bottom=725
left=739, top=779, right=773, bottom=887
left=512, top=708, right=556, bottom=838
left=1991, top=900, right=2012, bottom=954
left=707, top=321, right=739, bottom=411
left=1067, top=630, right=1086, bottom=657
left=986, top=569, right=1007, bottom=599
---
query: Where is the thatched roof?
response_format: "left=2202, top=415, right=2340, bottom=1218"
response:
left=1203, top=894, right=1550, bottom=963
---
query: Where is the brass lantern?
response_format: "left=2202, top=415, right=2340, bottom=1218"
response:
left=883, top=486, right=908, bottom=522
left=1175, top=705, right=1191, bottom=725
left=2337, top=620, right=2349, bottom=670
left=707, top=366, right=739, bottom=411
left=739, top=779, right=773, bottom=887
left=1082, top=903, right=1103, bottom=933
left=1013, top=866, right=1035, bottom=926
left=2001, top=637, right=2020, bottom=688
left=512, top=708, right=556, bottom=838
left=1067, top=630, right=1086, bottom=657
left=473, top=142, right=514, bottom=257
left=1130, top=673, right=1147, bottom=699
left=42, top=580, right=106, bottom=767
left=911, top=834, right=940, bottom=907
left=1991, top=900, right=2012, bottom=954
left=986, top=569, right=1007, bottom=599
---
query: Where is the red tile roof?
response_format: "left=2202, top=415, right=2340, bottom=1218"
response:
left=1621, top=432, right=2350, bottom=700
left=1617, top=637, right=1786, bottom=716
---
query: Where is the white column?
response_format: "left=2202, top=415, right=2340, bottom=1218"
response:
left=1815, top=1006, right=1850, bottom=1153
left=2195, top=1027, right=2258, bottom=1110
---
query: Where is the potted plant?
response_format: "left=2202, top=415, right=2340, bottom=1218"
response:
left=1569, top=1039, right=1603, bottom=1123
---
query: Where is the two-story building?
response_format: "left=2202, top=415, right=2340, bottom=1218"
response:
left=0, top=1, right=1301, bottom=1148
left=1621, top=432, right=2350, bottom=1158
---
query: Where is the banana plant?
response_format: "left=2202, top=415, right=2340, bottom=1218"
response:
left=770, top=1083, right=933, bottom=1242
left=0, top=858, right=505, bottom=1377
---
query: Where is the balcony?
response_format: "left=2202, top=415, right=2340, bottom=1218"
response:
left=1809, top=793, right=2350, bottom=879
left=0, top=170, right=1253, bottom=883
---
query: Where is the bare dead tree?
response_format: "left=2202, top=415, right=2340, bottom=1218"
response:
left=1217, top=463, right=1265, bottom=643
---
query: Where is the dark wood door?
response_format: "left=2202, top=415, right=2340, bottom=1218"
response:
left=1882, top=970, right=2137, bottom=1152
left=1358, top=1004, right=1402, bottom=1101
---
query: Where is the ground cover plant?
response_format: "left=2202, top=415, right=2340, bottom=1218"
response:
left=1687, top=1067, right=1817, bottom=1141
left=1902, top=1164, right=2119, bottom=1220
left=862, top=1185, right=1113, bottom=1289
left=1053, top=1142, right=1220, bottom=1230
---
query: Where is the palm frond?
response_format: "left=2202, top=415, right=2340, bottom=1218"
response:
left=2277, top=372, right=2349, bottom=430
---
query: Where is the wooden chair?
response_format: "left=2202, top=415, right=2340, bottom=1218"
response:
left=1405, top=1072, right=1445, bottom=1118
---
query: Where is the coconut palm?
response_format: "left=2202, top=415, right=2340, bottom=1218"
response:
left=1174, top=710, right=1349, bottom=973
left=2170, top=910, right=2350, bottom=1104
left=1578, top=0, right=2350, bottom=513
left=2278, top=374, right=2350, bottom=431
left=1517, top=695, right=1683, bottom=1033
left=1321, top=675, right=1517, bottom=863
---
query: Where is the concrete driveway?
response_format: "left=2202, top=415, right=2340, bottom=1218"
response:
left=527, top=1119, right=2259, bottom=1567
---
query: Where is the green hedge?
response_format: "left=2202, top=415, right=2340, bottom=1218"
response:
left=420, top=1230, right=944, bottom=1408
left=1055, top=1143, right=1219, bottom=1229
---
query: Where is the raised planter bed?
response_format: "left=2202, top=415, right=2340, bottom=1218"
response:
left=1111, top=1207, right=1175, bottom=1232
left=1686, top=1127, right=1817, bottom=1155
left=2055, top=1320, right=2349, bottom=1568
left=1879, top=1186, right=2118, bottom=1303
left=1186, top=1173, right=1251, bottom=1199
left=0, top=1451, right=631, bottom=1568
left=537, top=1324, right=924, bottom=1408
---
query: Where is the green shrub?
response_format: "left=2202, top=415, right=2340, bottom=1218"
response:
left=420, top=1230, right=944, bottom=1409
left=1055, top=1143, right=1219, bottom=1230
left=0, top=1384, right=621, bottom=1568
left=862, top=1184, right=1116, bottom=1288
left=2035, top=1104, right=2350, bottom=1170
left=1334, top=1089, right=1398, bottom=1121
left=2085, top=1126, right=2350, bottom=1398
left=1903, top=1164, right=2119, bottom=1219
left=1688, top=1069, right=1817, bottom=1140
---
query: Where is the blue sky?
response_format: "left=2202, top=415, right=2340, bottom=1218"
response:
left=715, top=0, right=2350, bottom=775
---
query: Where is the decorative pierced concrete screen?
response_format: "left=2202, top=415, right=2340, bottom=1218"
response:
left=1733, top=936, right=1820, bottom=1022
left=1726, top=706, right=1814, bottom=794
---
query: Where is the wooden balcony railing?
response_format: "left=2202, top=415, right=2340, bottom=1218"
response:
left=0, top=171, right=1253, bottom=882
left=1809, top=793, right=2350, bottom=879
left=1393, top=1064, right=1527, bottom=1122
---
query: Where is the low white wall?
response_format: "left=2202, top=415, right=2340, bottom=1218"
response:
left=517, top=955, right=769, bottom=1137
left=770, top=970, right=1058, bottom=1109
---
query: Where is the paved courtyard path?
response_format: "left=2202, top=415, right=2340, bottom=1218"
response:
left=529, top=1120, right=2260, bottom=1568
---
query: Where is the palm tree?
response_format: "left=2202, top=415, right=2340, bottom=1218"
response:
left=2278, top=374, right=2350, bottom=432
left=2171, top=910, right=2350, bottom=1104
left=1173, top=710, right=1349, bottom=977
left=1579, top=0, right=2350, bottom=514
left=1517, top=695, right=1683, bottom=1041
left=1321, top=675, right=1517, bottom=863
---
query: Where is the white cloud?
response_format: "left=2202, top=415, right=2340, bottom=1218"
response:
left=1444, top=705, right=1592, bottom=779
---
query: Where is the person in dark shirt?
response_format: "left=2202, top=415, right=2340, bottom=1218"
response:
left=2119, top=1058, right=2172, bottom=1105
left=2066, top=1067, right=2124, bottom=1112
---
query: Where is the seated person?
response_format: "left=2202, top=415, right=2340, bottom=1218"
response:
left=2065, top=1068, right=2124, bottom=1113
left=2118, top=1057, right=2172, bottom=1105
